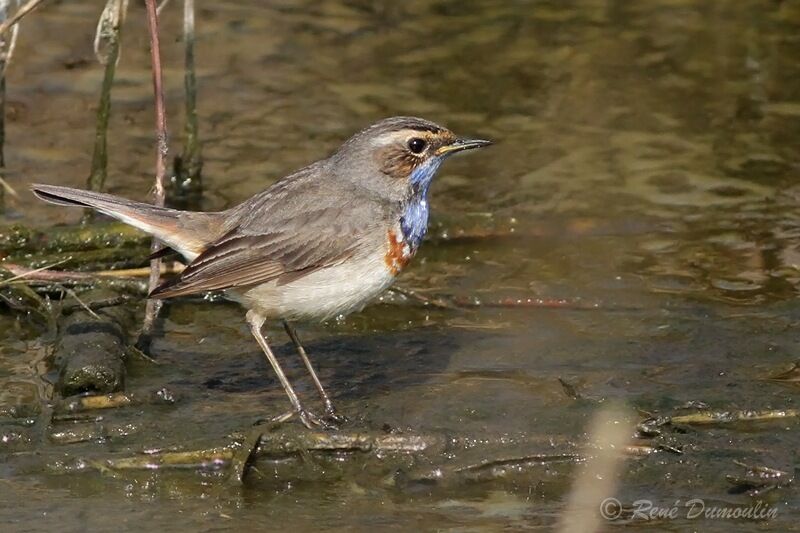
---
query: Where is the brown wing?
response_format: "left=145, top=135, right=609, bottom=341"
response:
left=149, top=214, right=364, bottom=299
left=148, top=159, right=390, bottom=299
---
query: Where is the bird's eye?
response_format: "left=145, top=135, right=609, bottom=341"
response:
left=408, top=138, right=427, bottom=154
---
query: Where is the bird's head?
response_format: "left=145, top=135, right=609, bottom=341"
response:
left=331, top=116, right=491, bottom=199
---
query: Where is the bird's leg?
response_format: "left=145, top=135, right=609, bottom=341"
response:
left=283, top=320, right=346, bottom=425
left=246, top=310, right=332, bottom=430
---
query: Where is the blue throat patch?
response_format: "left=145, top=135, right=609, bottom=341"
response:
left=400, top=157, right=443, bottom=251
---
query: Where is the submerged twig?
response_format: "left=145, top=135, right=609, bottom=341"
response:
left=453, top=296, right=603, bottom=309
left=726, top=460, right=793, bottom=496
left=141, top=0, right=169, bottom=341
left=53, top=388, right=176, bottom=417
left=103, top=446, right=233, bottom=471
left=390, top=286, right=607, bottom=311
left=61, top=285, right=101, bottom=320
left=49, top=421, right=140, bottom=445
left=88, top=431, right=446, bottom=475
left=765, top=361, right=800, bottom=384
left=228, top=429, right=265, bottom=484
left=389, top=286, right=459, bottom=310
left=0, top=258, right=71, bottom=287
left=56, top=392, right=132, bottom=414
left=0, top=266, right=55, bottom=326
left=668, top=409, right=799, bottom=426
left=60, top=294, right=131, bottom=313
left=638, top=408, right=800, bottom=436
left=63, top=426, right=674, bottom=488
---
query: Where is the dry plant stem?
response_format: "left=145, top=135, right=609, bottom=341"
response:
left=182, top=0, right=198, bottom=167
left=1, top=261, right=182, bottom=283
left=84, top=5, right=122, bottom=219
left=155, top=0, right=171, bottom=15
left=0, top=0, right=14, bottom=214
left=171, top=0, right=202, bottom=207
left=141, top=0, right=168, bottom=338
left=0, top=0, right=46, bottom=37
left=0, top=38, right=5, bottom=215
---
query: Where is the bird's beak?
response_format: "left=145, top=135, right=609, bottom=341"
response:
left=436, top=138, right=492, bottom=156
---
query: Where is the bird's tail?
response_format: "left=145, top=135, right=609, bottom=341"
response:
left=31, top=184, right=219, bottom=260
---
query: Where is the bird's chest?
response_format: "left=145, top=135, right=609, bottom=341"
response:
left=384, top=195, right=429, bottom=275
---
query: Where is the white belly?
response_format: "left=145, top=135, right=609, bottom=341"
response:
left=233, top=253, right=396, bottom=321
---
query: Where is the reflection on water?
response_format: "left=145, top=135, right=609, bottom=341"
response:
left=2, top=0, right=800, bottom=530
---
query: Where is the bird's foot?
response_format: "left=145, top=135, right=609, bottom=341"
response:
left=323, top=405, right=348, bottom=427
left=253, top=408, right=343, bottom=431
left=298, top=408, right=341, bottom=430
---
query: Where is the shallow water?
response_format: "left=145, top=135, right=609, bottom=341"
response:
left=2, top=0, right=800, bottom=530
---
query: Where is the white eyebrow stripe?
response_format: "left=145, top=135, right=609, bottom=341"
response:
left=370, top=130, right=423, bottom=147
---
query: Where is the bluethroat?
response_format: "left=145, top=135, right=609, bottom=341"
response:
left=32, top=116, right=491, bottom=429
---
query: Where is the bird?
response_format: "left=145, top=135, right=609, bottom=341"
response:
left=32, top=116, right=491, bottom=429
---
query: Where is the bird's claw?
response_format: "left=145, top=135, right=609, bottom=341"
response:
left=324, top=407, right=348, bottom=426
left=298, top=408, right=341, bottom=430
left=254, top=408, right=345, bottom=431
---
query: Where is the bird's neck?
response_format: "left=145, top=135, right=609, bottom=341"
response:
left=399, top=158, right=441, bottom=251
left=400, top=193, right=429, bottom=252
